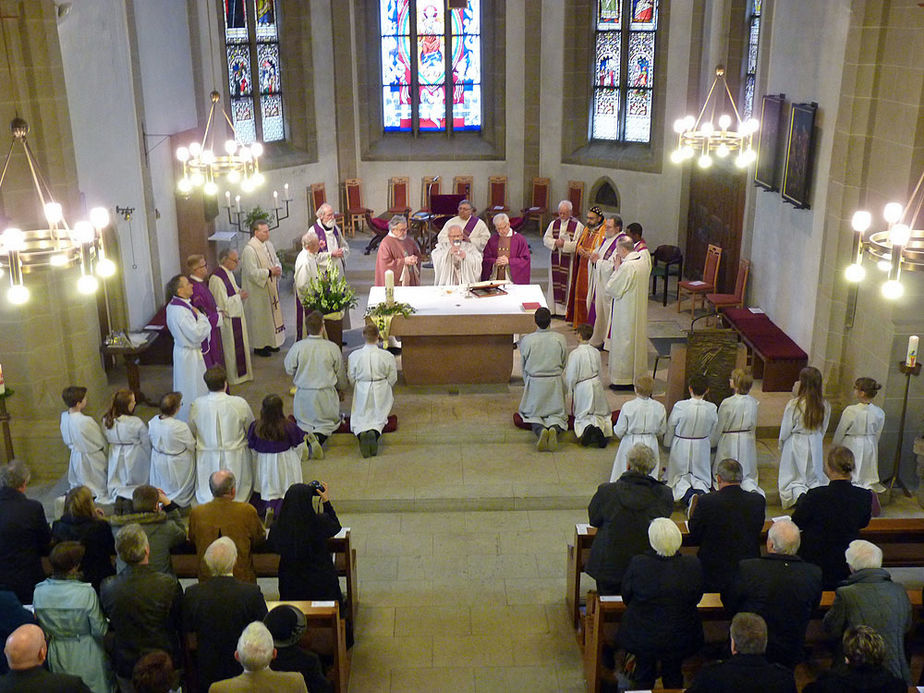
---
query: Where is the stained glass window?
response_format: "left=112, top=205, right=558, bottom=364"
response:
left=742, top=0, right=762, bottom=120
left=379, top=0, right=482, bottom=133
left=221, top=0, right=285, bottom=144
left=592, top=0, right=658, bottom=143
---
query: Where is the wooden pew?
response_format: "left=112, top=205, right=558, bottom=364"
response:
left=567, top=517, right=924, bottom=629
left=582, top=589, right=923, bottom=693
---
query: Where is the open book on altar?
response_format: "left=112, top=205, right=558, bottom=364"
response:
left=467, top=279, right=510, bottom=298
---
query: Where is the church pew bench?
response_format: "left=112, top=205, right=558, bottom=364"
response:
left=582, top=589, right=923, bottom=693
left=721, top=308, right=808, bottom=392
left=566, top=518, right=924, bottom=629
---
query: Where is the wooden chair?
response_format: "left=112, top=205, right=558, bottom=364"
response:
left=308, top=183, right=343, bottom=225
left=567, top=180, right=585, bottom=217
left=706, top=258, right=750, bottom=322
left=342, top=178, right=371, bottom=237
left=677, top=243, right=722, bottom=317
left=385, top=176, right=412, bottom=217
left=453, top=175, right=473, bottom=199
left=650, top=245, right=684, bottom=306
left=522, top=176, right=550, bottom=229
left=485, top=175, right=509, bottom=218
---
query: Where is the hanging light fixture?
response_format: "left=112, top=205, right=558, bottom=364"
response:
left=0, top=118, right=112, bottom=306
left=844, top=169, right=924, bottom=300
left=670, top=65, right=759, bottom=170
left=175, top=91, right=264, bottom=197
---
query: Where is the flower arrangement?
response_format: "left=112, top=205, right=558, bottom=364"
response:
left=298, top=266, right=357, bottom=319
left=365, top=301, right=416, bottom=339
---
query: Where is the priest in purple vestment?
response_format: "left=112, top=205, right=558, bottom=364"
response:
left=481, top=213, right=531, bottom=283
left=186, top=254, right=223, bottom=369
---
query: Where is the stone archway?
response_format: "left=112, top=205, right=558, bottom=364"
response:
left=588, top=176, right=620, bottom=215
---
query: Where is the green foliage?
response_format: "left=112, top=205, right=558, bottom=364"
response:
left=298, top=265, right=357, bottom=315
left=364, top=301, right=416, bottom=319
left=243, top=206, right=272, bottom=232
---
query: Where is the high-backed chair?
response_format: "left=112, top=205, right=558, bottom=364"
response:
left=385, top=176, right=412, bottom=217
left=706, top=258, right=750, bottom=322
left=678, top=244, right=722, bottom=317
left=362, top=210, right=393, bottom=255
left=567, top=180, right=585, bottom=217
left=342, top=179, right=371, bottom=237
left=453, top=176, right=473, bottom=199
left=522, top=177, right=550, bottom=229
left=650, top=245, right=684, bottom=306
left=416, top=176, right=441, bottom=215
left=308, top=183, right=343, bottom=225
left=485, top=176, right=509, bottom=218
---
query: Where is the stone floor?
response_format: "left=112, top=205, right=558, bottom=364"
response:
left=30, top=227, right=924, bottom=692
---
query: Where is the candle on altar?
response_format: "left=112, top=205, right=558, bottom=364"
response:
left=0, top=363, right=5, bottom=395
left=384, top=269, right=395, bottom=306
left=907, top=335, right=919, bottom=367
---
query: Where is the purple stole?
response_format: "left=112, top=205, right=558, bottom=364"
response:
left=313, top=221, right=342, bottom=253
left=212, top=267, right=248, bottom=378
left=462, top=215, right=479, bottom=238
left=189, top=279, right=223, bottom=368
left=587, top=234, right=624, bottom=324
left=169, top=296, right=197, bottom=318
left=551, top=218, right=577, bottom=306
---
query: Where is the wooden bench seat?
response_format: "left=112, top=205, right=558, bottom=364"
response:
left=722, top=308, right=808, bottom=391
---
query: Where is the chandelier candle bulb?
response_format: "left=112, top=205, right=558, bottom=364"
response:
left=907, top=336, right=919, bottom=368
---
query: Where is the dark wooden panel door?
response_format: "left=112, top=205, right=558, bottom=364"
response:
left=172, top=130, right=218, bottom=271
left=685, top=165, right=746, bottom=294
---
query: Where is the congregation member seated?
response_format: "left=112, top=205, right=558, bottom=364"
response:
left=664, top=374, right=718, bottom=506
left=804, top=625, right=907, bottom=693
left=60, top=385, right=108, bottom=502
left=0, top=623, right=92, bottom=693
left=248, top=394, right=309, bottom=518
left=792, top=445, right=872, bottom=589
left=51, top=485, right=115, bottom=592
left=147, top=392, right=196, bottom=508
left=585, top=444, right=672, bottom=595
left=131, top=651, right=177, bottom=693
left=564, top=323, right=612, bottom=448
left=711, top=368, right=763, bottom=494
left=209, top=622, right=307, bottom=693
left=32, top=542, right=113, bottom=693
left=100, top=524, right=182, bottom=692
left=347, top=324, right=397, bottom=458
left=0, top=460, right=51, bottom=605
left=0, top=591, right=35, bottom=675
left=518, top=307, right=568, bottom=451
left=109, top=485, right=186, bottom=575
left=688, top=458, right=766, bottom=593
left=182, top=538, right=268, bottom=692
left=264, top=605, right=333, bottom=693
left=823, top=540, right=913, bottom=684
left=618, top=518, right=704, bottom=690
left=610, top=375, right=665, bottom=481
left=686, top=612, right=796, bottom=693
left=431, top=223, right=483, bottom=286
left=189, top=471, right=265, bottom=583
left=723, top=518, right=822, bottom=669
left=101, top=389, right=151, bottom=511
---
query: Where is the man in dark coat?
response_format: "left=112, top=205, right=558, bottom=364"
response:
left=723, top=518, right=823, bottom=669
left=791, top=445, right=871, bottom=588
left=688, top=458, right=766, bottom=592
left=0, top=591, right=35, bottom=675
left=686, top=612, right=797, bottom=693
left=183, top=537, right=268, bottom=691
left=0, top=461, right=51, bottom=605
left=585, top=443, right=672, bottom=594
left=0, top=624, right=92, bottom=693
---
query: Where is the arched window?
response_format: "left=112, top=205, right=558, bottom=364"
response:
left=379, top=0, right=482, bottom=133
left=222, top=0, right=285, bottom=144
left=591, top=0, right=659, bottom=143
left=742, top=0, right=762, bottom=120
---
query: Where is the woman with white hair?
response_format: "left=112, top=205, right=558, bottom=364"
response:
left=618, top=517, right=704, bottom=690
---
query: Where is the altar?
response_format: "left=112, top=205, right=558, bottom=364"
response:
left=366, top=284, right=548, bottom=385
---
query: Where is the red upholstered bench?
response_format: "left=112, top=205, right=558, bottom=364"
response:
left=723, top=308, right=808, bottom=392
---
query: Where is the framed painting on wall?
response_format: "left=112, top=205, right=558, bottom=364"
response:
left=754, top=93, right=785, bottom=191
left=781, top=101, right=818, bottom=209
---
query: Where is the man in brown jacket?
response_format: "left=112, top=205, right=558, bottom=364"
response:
left=188, top=470, right=265, bottom=582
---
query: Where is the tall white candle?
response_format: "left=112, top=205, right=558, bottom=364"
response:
left=284, top=183, right=290, bottom=200
left=907, top=335, right=919, bottom=367
left=384, top=269, right=395, bottom=305
left=225, top=190, right=231, bottom=207
left=273, top=190, right=278, bottom=204
left=235, top=195, right=241, bottom=214
left=0, top=363, right=4, bottom=395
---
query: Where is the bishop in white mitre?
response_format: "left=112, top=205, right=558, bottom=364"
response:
left=431, top=223, right=483, bottom=286
left=241, top=220, right=285, bottom=354
left=587, top=216, right=626, bottom=348
left=437, top=199, right=491, bottom=252
left=209, top=248, right=253, bottom=385
left=605, top=237, right=651, bottom=387
left=543, top=200, right=583, bottom=315
left=165, top=274, right=211, bottom=421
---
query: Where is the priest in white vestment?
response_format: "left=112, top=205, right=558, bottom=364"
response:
left=564, top=324, right=613, bottom=448
left=60, top=386, right=108, bottom=501
left=285, top=310, right=348, bottom=445
left=610, top=375, right=666, bottom=481
left=664, top=376, right=718, bottom=504
left=437, top=199, right=491, bottom=252
left=543, top=201, right=583, bottom=315
left=188, top=367, right=256, bottom=504
left=431, top=223, right=483, bottom=286
left=241, top=220, right=285, bottom=355
left=348, top=324, right=398, bottom=458
left=165, top=274, right=212, bottom=421
left=605, top=238, right=651, bottom=387
left=587, top=215, right=626, bottom=348
left=209, top=248, right=253, bottom=385
left=148, top=391, right=197, bottom=507
left=313, top=203, right=351, bottom=329
left=518, top=308, right=568, bottom=451
left=294, top=230, right=324, bottom=340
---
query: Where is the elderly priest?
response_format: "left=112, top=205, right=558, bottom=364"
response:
left=481, top=213, right=531, bottom=283
left=432, top=223, right=482, bottom=286
left=375, top=216, right=421, bottom=287
left=437, top=198, right=491, bottom=252
left=605, top=236, right=651, bottom=388
left=209, top=249, right=252, bottom=385
left=241, top=219, right=285, bottom=357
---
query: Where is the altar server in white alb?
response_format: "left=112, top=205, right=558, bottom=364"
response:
left=348, top=323, right=397, bottom=458
left=664, top=375, right=718, bottom=506
left=248, top=394, right=307, bottom=511
left=832, top=376, right=884, bottom=491
left=313, top=202, right=352, bottom=329
left=102, top=389, right=151, bottom=505
left=293, top=230, right=323, bottom=340
left=188, top=366, right=256, bottom=504
left=587, top=215, right=626, bottom=349
left=543, top=201, right=583, bottom=315
left=209, top=248, right=253, bottom=385
left=147, top=392, right=197, bottom=508
left=284, top=310, right=347, bottom=457
left=605, top=237, right=651, bottom=387
left=60, top=385, right=108, bottom=501
left=711, top=369, right=763, bottom=495
left=431, top=223, right=483, bottom=286
left=565, top=323, right=612, bottom=448
left=165, top=274, right=212, bottom=421
left=778, top=366, right=830, bottom=509
left=610, top=375, right=666, bottom=481
left=518, top=307, right=569, bottom=452
left=241, top=219, right=285, bottom=357
left=437, top=199, right=491, bottom=252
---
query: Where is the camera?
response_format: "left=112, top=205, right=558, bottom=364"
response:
left=307, top=480, right=324, bottom=496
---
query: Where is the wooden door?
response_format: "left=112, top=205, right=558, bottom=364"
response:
left=685, top=165, right=746, bottom=294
